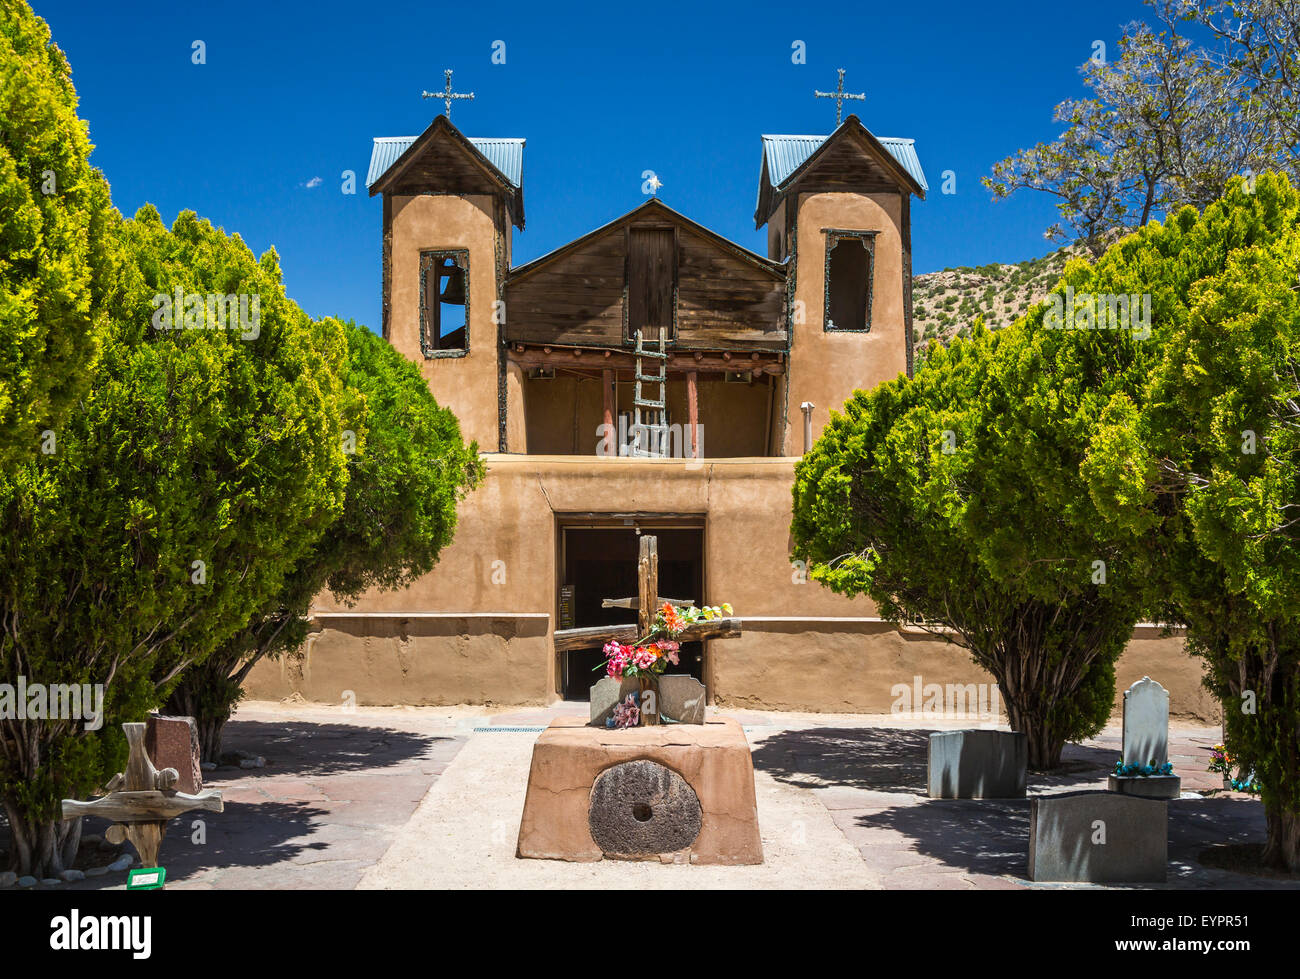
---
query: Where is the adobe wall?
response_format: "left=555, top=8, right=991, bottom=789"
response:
left=787, top=191, right=908, bottom=446
left=389, top=192, right=502, bottom=449
left=244, top=456, right=1214, bottom=722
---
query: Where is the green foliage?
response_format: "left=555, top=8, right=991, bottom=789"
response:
left=792, top=319, right=1142, bottom=768
left=1081, top=172, right=1300, bottom=867
left=167, top=320, right=484, bottom=760
left=0, top=2, right=113, bottom=466
left=0, top=205, right=353, bottom=876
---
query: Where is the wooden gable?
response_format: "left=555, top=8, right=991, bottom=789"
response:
left=370, top=116, right=524, bottom=228
left=504, top=200, right=788, bottom=353
left=755, top=116, right=924, bottom=227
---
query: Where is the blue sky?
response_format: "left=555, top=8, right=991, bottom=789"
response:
left=36, top=0, right=1160, bottom=329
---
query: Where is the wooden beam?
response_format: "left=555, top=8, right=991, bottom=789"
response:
left=638, top=535, right=658, bottom=637
left=62, top=789, right=225, bottom=824
left=687, top=370, right=699, bottom=458
left=552, top=617, right=743, bottom=652
left=508, top=346, right=784, bottom=375
left=601, top=597, right=693, bottom=610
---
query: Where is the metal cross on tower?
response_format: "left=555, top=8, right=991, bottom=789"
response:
left=422, top=69, right=475, bottom=119
left=814, top=68, right=865, bottom=127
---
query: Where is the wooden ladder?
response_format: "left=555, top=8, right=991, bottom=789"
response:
left=631, top=327, right=667, bottom=457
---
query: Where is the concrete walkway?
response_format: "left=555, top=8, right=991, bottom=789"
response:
left=12, top=700, right=1296, bottom=890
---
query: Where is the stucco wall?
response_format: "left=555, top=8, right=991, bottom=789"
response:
left=787, top=191, right=908, bottom=446
left=389, top=193, right=502, bottom=449
left=710, top=619, right=1216, bottom=723
left=244, top=455, right=1212, bottom=721
left=244, top=613, right=551, bottom=707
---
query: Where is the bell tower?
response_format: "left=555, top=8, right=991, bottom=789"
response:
left=755, top=110, right=926, bottom=452
left=368, top=111, right=525, bottom=451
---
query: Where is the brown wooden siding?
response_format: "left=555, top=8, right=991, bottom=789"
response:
left=505, top=213, right=787, bottom=352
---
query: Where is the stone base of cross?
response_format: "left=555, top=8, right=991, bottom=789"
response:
left=62, top=721, right=224, bottom=871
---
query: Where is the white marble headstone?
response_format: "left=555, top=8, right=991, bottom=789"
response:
left=1121, top=676, right=1170, bottom=767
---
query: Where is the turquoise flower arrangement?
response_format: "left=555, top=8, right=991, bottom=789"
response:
left=1114, top=761, right=1174, bottom=777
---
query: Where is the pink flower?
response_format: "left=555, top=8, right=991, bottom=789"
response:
left=604, top=640, right=633, bottom=678
left=606, top=648, right=630, bottom=678
left=612, top=694, right=640, bottom=728
left=632, top=646, right=657, bottom=670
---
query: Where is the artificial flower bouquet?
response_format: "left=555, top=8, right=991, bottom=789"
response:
left=1206, top=743, right=1261, bottom=795
left=1114, top=760, right=1174, bottom=777
left=598, top=601, right=733, bottom=727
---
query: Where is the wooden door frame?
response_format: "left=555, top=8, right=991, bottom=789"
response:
left=553, top=512, right=708, bottom=700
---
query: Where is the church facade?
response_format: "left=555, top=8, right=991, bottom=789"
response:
left=246, top=110, right=1207, bottom=720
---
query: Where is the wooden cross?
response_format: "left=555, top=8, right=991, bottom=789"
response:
left=553, top=534, right=742, bottom=651
left=815, top=68, right=865, bottom=127
left=422, top=69, right=475, bottom=120
left=62, top=722, right=223, bottom=871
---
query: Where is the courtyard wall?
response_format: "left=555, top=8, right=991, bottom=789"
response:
left=244, top=455, right=1217, bottom=723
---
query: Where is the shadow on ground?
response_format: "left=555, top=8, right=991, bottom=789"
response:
left=752, top=724, right=1289, bottom=887
left=750, top=726, right=1114, bottom=794
left=751, top=727, right=932, bottom=793
left=207, top=719, right=449, bottom=779
left=1, top=717, right=458, bottom=889
left=0, top=800, right=334, bottom=890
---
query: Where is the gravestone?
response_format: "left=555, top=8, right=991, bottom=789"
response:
left=1028, top=791, right=1167, bottom=883
left=655, top=675, right=706, bottom=724
left=588, top=759, right=702, bottom=858
left=145, top=715, right=203, bottom=795
left=589, top=674, right=707, bottom=726
left=927, top=730, right=1026, bottom=799
left=1107, top=676, right=1181, bottom=799
left=590, top=677, right=640, bottom=726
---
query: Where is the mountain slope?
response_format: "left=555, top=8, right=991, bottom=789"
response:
left=912, top=244, right=1077, bottom=358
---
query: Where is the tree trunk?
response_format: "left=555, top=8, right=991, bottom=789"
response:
left=2, top=793, right=80, bottom=879
left=164, top=681, right=227, bottom=765
left=193, top=714, right=226, bottom=767
left=1005, top=701, right=1066, bottom=770
left=1262, top=802, right=1300, bottom=873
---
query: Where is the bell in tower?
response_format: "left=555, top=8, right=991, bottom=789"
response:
left=439, top=259, right=466, bottom=306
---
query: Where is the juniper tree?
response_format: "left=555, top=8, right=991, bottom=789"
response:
left=1083, top=173, right=1300, bottom=870
left=165, top=322, right=483, bottom=762
left=0, top=206, right=353, bottom=878
left=0, top=2, right=114, bottom=466
left=792, top=324, right=1143, bottom=769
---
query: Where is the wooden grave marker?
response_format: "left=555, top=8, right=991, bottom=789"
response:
left=62, top=721, right=224, bottom=873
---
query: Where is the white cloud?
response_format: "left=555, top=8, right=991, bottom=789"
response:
left=303, top=176, right=323, bottom=189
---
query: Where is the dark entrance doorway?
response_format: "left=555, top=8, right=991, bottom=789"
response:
left=558, top=523, right=705, bottom=701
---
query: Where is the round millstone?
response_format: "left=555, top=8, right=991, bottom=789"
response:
left=588, top=760, right=702, bottom=857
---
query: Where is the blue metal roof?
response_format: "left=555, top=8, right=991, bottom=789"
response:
left=761, top=132, right=928, bottom=194
left=367, top=135, right=525, bottom=189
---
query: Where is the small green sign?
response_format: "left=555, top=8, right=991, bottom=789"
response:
left=126, top=867, right=166, bottom=890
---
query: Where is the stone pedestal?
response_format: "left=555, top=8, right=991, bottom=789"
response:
left=1107, top=773, right=1182, bottom=799
left=515, top=717, right=763, bottom=865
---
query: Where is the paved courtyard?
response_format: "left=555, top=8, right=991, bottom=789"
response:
left=10, top=700, right=1298, bottom=890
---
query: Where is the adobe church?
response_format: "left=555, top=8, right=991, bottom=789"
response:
left=247, top=80, right=1206, bottom=719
